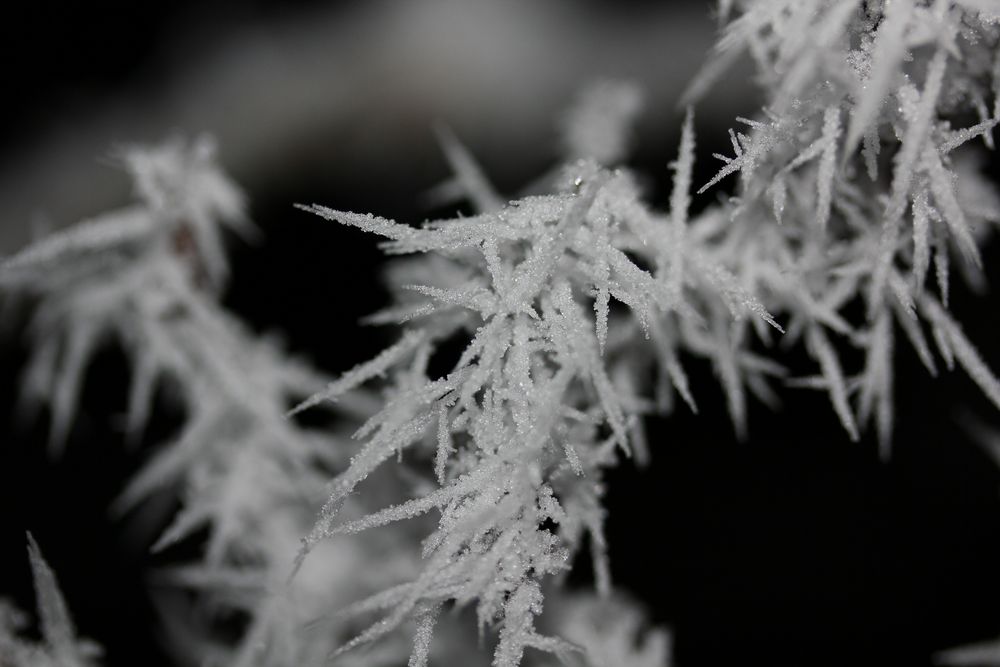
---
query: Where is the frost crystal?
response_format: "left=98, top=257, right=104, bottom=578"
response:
left=684, top=0, right=1000, bottom=448
left=0, top=535, right=101, bottom=667
left=561, top=80, right=645, bottom=164
left=292, top=99, right=783, bottom=663
left=7, top=1, right=1000, bottom=665
left=291, top=3, right=1000, bottom=648
left=3, top=139, right=420, bottom=666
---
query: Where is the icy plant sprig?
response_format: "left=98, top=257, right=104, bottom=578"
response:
left=0, top=139, right=323, bottom=565
left=1, top=139, right=422, bottom=666
left=0, top=535, right=100, bottom=667
left=684, top=0, right=1000, bottom=456
left=292, top=99, right=783, bottom=664
left=6, top=2, right=1000, bottom=666
left=537, top=592, right=671, bottom=667
left=292, top=2, right=1000, bottom=664
left=2, top=136, right=252, bottom=452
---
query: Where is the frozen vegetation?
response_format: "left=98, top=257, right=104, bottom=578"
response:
left=3, top=1, right=1000, bottom=665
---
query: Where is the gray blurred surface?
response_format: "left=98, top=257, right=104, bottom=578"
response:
left=0, top=0, right=755, bottom=254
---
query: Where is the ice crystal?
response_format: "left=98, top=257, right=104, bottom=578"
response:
left=2, top=139, right=421, bottom=667
left=0, top=534, right=101, bottom=667
left=289, top=2, right=1000, bottom=660
left=7, top=1, right=1000, bottom=665
left=292, top=111, right=782, bottom=664
left=684, top=0, right=1000, bottom=451
left=2, top=136, right=249, bottom=452
left=541, top=593, right=671, bottom=667
left=561, top=80, right=645, bottom=165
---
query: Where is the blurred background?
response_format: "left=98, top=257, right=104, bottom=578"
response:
left=2, top=1, right=1000, bottom=666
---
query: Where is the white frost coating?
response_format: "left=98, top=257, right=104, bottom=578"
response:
left=433, top=124, right=504, bottom=213
left=293, top=132, right=744, bottom=662
left=844, top=0, right=913, bottom=155
left=772, top=0, right=857, bottom=109
left=0, top=534, right=103, bottom=667
left=594, top=282, right=610, bottom=355
left=935, top=227, right=950, bottom=307
left=407, top=604, right=441, bottom=667
left=697, top=114, right=789, bottom=195
left=119, top=135, right=251, bottom=288
left=770, top=176, right=787, bottom=224
left=815, top=106, right=840, bottom=231
left=887, top=47, right=948, bottom=229
left=862, top=126, right=881, bottom=181
left=806, top=326, right=860, bottom=442
left=561, top=80, right=644, bottom=164
left=892, top=292, right=937, bottom=377
left=922, top=145, right=981, bottom=268
left=4, top=137, right=420, bottom=667
left=9, top=1, right=1000, bottom=663
left=296, top=205, right=420, bottom=242
left=4, top=138, right=251, bottom=454
left=858, top=311, right=894, bottom=457
left=669, top=108, right=696, bottom=300
left=921, top=296, right=1000, bottom=412
left=289, top=330, right=427, bottom=415
left=546, top=594, right=670, bottom=667
left=940, top=115, right=1000, bottom=154
left=435, top=401, right=453, bottom=484
left=27, top=533, right=80, bottom=663
left=871, top=47, right=948, bottom=318
left=911, top=188, right=932, bottom=291
left=676, top=1, right=1000, bottom=456
left=0, top=209, right=152, bottom=276
left=689, top=252, right=783, bottom=333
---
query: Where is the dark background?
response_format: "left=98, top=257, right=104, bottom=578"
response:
left=3, top=2, right=1000, bottom=666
